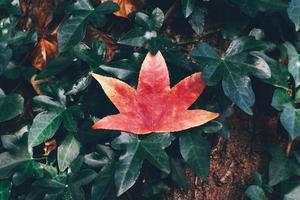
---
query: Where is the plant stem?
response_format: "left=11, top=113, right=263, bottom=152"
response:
left=165, top=0, right=180, bottom=21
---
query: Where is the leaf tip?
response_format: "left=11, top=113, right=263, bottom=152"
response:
left=90, top=72, right=106, bottom=84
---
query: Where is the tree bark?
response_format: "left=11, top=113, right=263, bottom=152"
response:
left=166, top=109, right=286, bottom=200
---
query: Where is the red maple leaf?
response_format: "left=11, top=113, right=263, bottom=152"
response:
left=91, top=51, right=219, bottom=134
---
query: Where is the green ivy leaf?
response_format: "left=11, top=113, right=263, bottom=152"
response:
left=284, top=42, right=298, bottom=58
left=68, top=185, right=85, bottom=200
left=250, top=52, right=272, bottom=79
left=69, top=169, right=97, bottom=186
left=32, top=178, right=66, bottom=189
left=0, top=180, right=12, bottom=200
left=181, top=0, right=195, bottom=18
left=91, top=164, right=115, bottom=200
left=12, top=161, right=44, bottom=186
left=73, top=42, right=106, bottom=66
left=202, top=121, right=223, bottom=134
left=225, top=36, right=274, bottom=56
left=268, top=148, right=291, bottom=186
left=95, top=1, right=119, bottom=13
left=0, top=152, right=30, bottom=179
left=112, top=133, right=172, bottom=196
left=142, top=182, right=169, bottom=199
left=88, top=146, right=115, bottom=199
left=170, top=157, right=188, bottom=191
left=28, top=111, right=64, bottom=147
left=98, top=59, right=138, bottom=81
left=118, top=8, right=163, bottom=47
left=245, top=185, right=267, bottom=200
left=118, top=28, right=149, bottom=47
left=111, top=133, right=139, bottom=150
left=0, top=43, right=12, bottom=75
left=114, top=142, right=143, bottom=196
left=284, top=42, right=300, bottom=87
left=62, top=110, right=78, bottom=132
left=191, top=37, right=273, bottom=115
left=84, top=152, right=110, bottom=168
left=252, top=51, right=289, bottom=88
left=223, top=74, right=255, bottom=115
left=284, top=185, right=300, bottom=200
left=287, top=0, right=300, bottom=31
left=58, top=12, right=90, bottom=53
left=188, top=8, right=205, bottom=35
left=0, top=90, right=24, bottom=122
left=135, top=8, right=164, bottom=31
left=231, top=0, right=288, bottom=17
left=150, top=8, right=164, bottom=31
left=252, top=172, right=264, bottom=186
left=58, top=0, right=118, bottom=52
left=289, top=57, right=300, bottom=87
left=33, top=95, right=64, bottom=110
left=58, top=135, right=80, bottom=171
left=140, top=134, right=172, bottom=174
left=0, top=17, right=18, bottom=41
left=190, top=43, right=222, bottom=85
left=36, top=57, right=74, bottom=79
left=179, top=131, right=211, bottom=178
left=0, top=132, right=31, bottom=179
left=72, top=0, right=94, bottom=11
left=280, top=105, right=300, bottom=140
left=271, top=88, right=292, bottom=111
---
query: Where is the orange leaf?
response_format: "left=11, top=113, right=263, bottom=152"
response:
left=92, top=51, right=219, bottom=134
left=101, top=0, right=137, bottom=18
left=31, top=27, right=58, bottom=70
left=30, top=1, right=58, bottom=70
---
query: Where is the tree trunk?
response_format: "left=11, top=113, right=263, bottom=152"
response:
left=166, top=109, right=286, bottom=200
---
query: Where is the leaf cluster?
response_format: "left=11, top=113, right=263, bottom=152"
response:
left=2, top=0, right=300, bottom=199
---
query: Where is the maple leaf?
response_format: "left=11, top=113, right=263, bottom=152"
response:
left=92, top=51, right=219, bottom=134
left=101, top=0, right=137, bottom=18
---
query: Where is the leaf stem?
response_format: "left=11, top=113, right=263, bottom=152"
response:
left=286, top=140, right=293, bottom=157
left=164, top=0, right=180, bottom=21
left=177, top=28, right=222, bottom=45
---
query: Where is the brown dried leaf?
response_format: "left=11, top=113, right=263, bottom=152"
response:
left=32, top=1, right=53, bottom=30
left=24, top=0, right=58, bottom=70
left=31, top=74, right=53, bottom=95
left=101, top=0, right=137, bottom=18
left=44, top=139, right=57, bottom=156
left=88, top=26, right=117, bottom=62
left=31, top=26, right=58, bottom=70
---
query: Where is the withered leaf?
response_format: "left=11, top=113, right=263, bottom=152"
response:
left=44, top=139, right=57, bottom=156
left=101, top=0, right=137, bottom=18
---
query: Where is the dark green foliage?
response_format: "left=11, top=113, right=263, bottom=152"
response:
left=179, top=131, right=210, bottom=178
left=191, top=37, right=274, bottom=115
left=245, top=172, right=271, bottom=200
left=2, top=0, right=300, bottom=199
left=0, top=89, right=24, bottom=122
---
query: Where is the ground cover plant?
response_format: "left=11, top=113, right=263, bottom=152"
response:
left=2, top=0, right=300, bottom=199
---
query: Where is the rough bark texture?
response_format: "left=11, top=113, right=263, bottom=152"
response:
left=166, top=109, right=286, bottom=200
